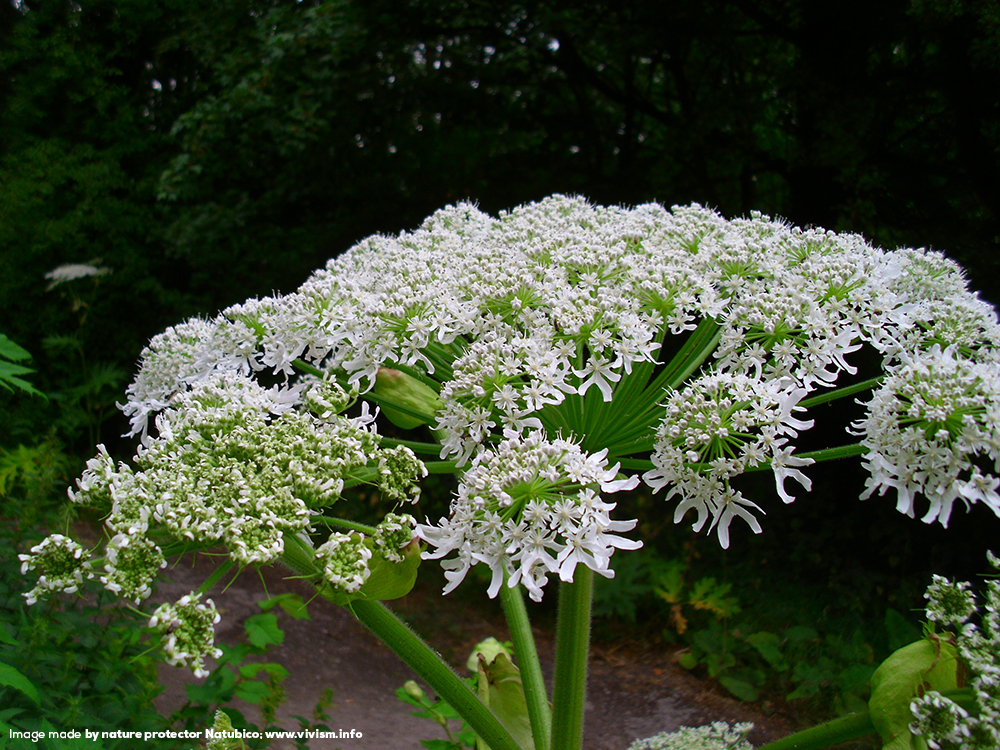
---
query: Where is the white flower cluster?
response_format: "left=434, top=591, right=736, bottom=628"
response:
left=642, top=373, right=813, bottom=547
left=67, top=194, right=998, bottom=598
left=18, top=534, right=92, bottom=605
left=149, top=593, right=224, bottom=678
left=854, top=345, right=1000, bottom=526
left=374, top=513, right=417, bottom=563
left=68, top=372, right=422, bottom=575
left=418, top=433, right=640, bottom=602
left=315, top=532, right=373, bottom=593
left=909, top=555, right=1000, bottom=749
left=910, top=553, right=1000, bottom=750
left=627, top=721, right=754, bottom=750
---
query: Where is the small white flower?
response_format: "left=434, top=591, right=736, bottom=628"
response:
left=417, top=433, right=640, bottom=602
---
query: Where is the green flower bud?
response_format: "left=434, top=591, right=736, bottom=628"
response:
left=371, top=368, right=443, bottom=428
left=466, top=637, right=513, bottom=673
left=403, top=679, right=425, bottom=701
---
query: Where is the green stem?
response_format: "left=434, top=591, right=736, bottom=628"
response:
left=378, top=437, right=443, bottom=455
left=310, top=516, right=378, bottom=535
left=423, top=460, right=461, bottom=474
left=550, top=568, right=593, bottom=750
left=279, top=533, right=521, bottom=750
left=796, top=443, right=867, bottom=464
left=292, top=359, right=325, bottom=378
left=500, top=581, right=551, bottom=750
left=755, top=711, right=875, bottom=750
left=195, top=559, right=235, bottom=597
left=756, top=688, right=977, bottom=750
left=350, top=599, right=522, bottom=750
left=798, top=376, right=882, bottom=409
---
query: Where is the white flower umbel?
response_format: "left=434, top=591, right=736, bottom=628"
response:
left=855, top=345, right=1000, bottom=526
left=315, top=532, right=373, bottom=593
left=72, top=371, right=419, bottom=569
left=373, top=513, right=417, bottom=563
left=908, top=557, right=1000, bottom=750
left=18, top=535, right=92, bottom=605
left=418, top=432, right=640, bottom=602
left=643, top=372, right=814, bottom=548
left=100, top=533, right=166, bottom=602
left=107, top=196, right=1000, bottom=568
left=627, top=722, right=754, bottom=750
left=149, top=593, right=224, bottom=678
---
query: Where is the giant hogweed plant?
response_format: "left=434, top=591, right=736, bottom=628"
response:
left=20, top=196, right=1000, bottom=749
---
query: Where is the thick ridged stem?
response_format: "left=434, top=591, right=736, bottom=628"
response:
left=549, top=568, right=593, bottom=750
left=500, top=581, right=551, bottom=750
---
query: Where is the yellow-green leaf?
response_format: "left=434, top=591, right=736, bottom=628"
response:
left=869, top=637, right=960, bottom=750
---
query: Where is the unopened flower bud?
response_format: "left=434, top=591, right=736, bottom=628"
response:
left=372, top=368, right=443, bottom=428
left=403, top=680, right=425, bottom=701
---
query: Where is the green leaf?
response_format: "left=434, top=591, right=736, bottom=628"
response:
left=869, top=637, right=960, bottom=750
left=0, top=663, right=40, bottom=706
left=677, top=652, right=699, bottom=670
left=239, top=662, right=289, bottom=681
left=746, top=631, right=788, bottom=671
left=186, top=666, right=236, bottom=704
left=652, top=560, right=686, bottom=604
left=0, top=335, right=31, bottom=362
left=475, top=652, right=535, bottom=750
left=0, top=623, right=20, bottom=646
left=718, top=674, right=759, bottom=702
left=688, top=577, right=741, bottom=617
left=244, top=613, right=284, bottom=648
left=234, top=679, right=272, bottom=705
left=258, top=593, right=310, bottom=620
left=785, top=626, right=819, bottom=642
left=0, top=361, right=43, bottom=397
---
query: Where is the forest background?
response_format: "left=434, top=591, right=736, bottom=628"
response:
left=1, top=0, right=999, bottom=739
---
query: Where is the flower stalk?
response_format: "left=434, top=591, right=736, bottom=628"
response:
left=348, top=599, right=523, bottom=750
left=550, top=569, right=594, bottom=750
left=500, top=580, right=551, bottom=750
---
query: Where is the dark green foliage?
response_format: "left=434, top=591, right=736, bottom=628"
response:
left=0, top=526, right=175, bottom=750
left=593, top=543, right=926, bottom=715
left=3, top=0, right=998, bottom=454
left=167, top=593, right=335, bottom=750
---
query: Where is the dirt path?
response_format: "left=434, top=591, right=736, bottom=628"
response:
left=154, top=556, right=798, bottom=750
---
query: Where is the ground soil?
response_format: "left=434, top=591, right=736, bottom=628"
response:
left=153, top=555, right=802, bottom=750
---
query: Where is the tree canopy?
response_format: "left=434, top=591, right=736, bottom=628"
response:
left=2, top=0, right=998, bottom=439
